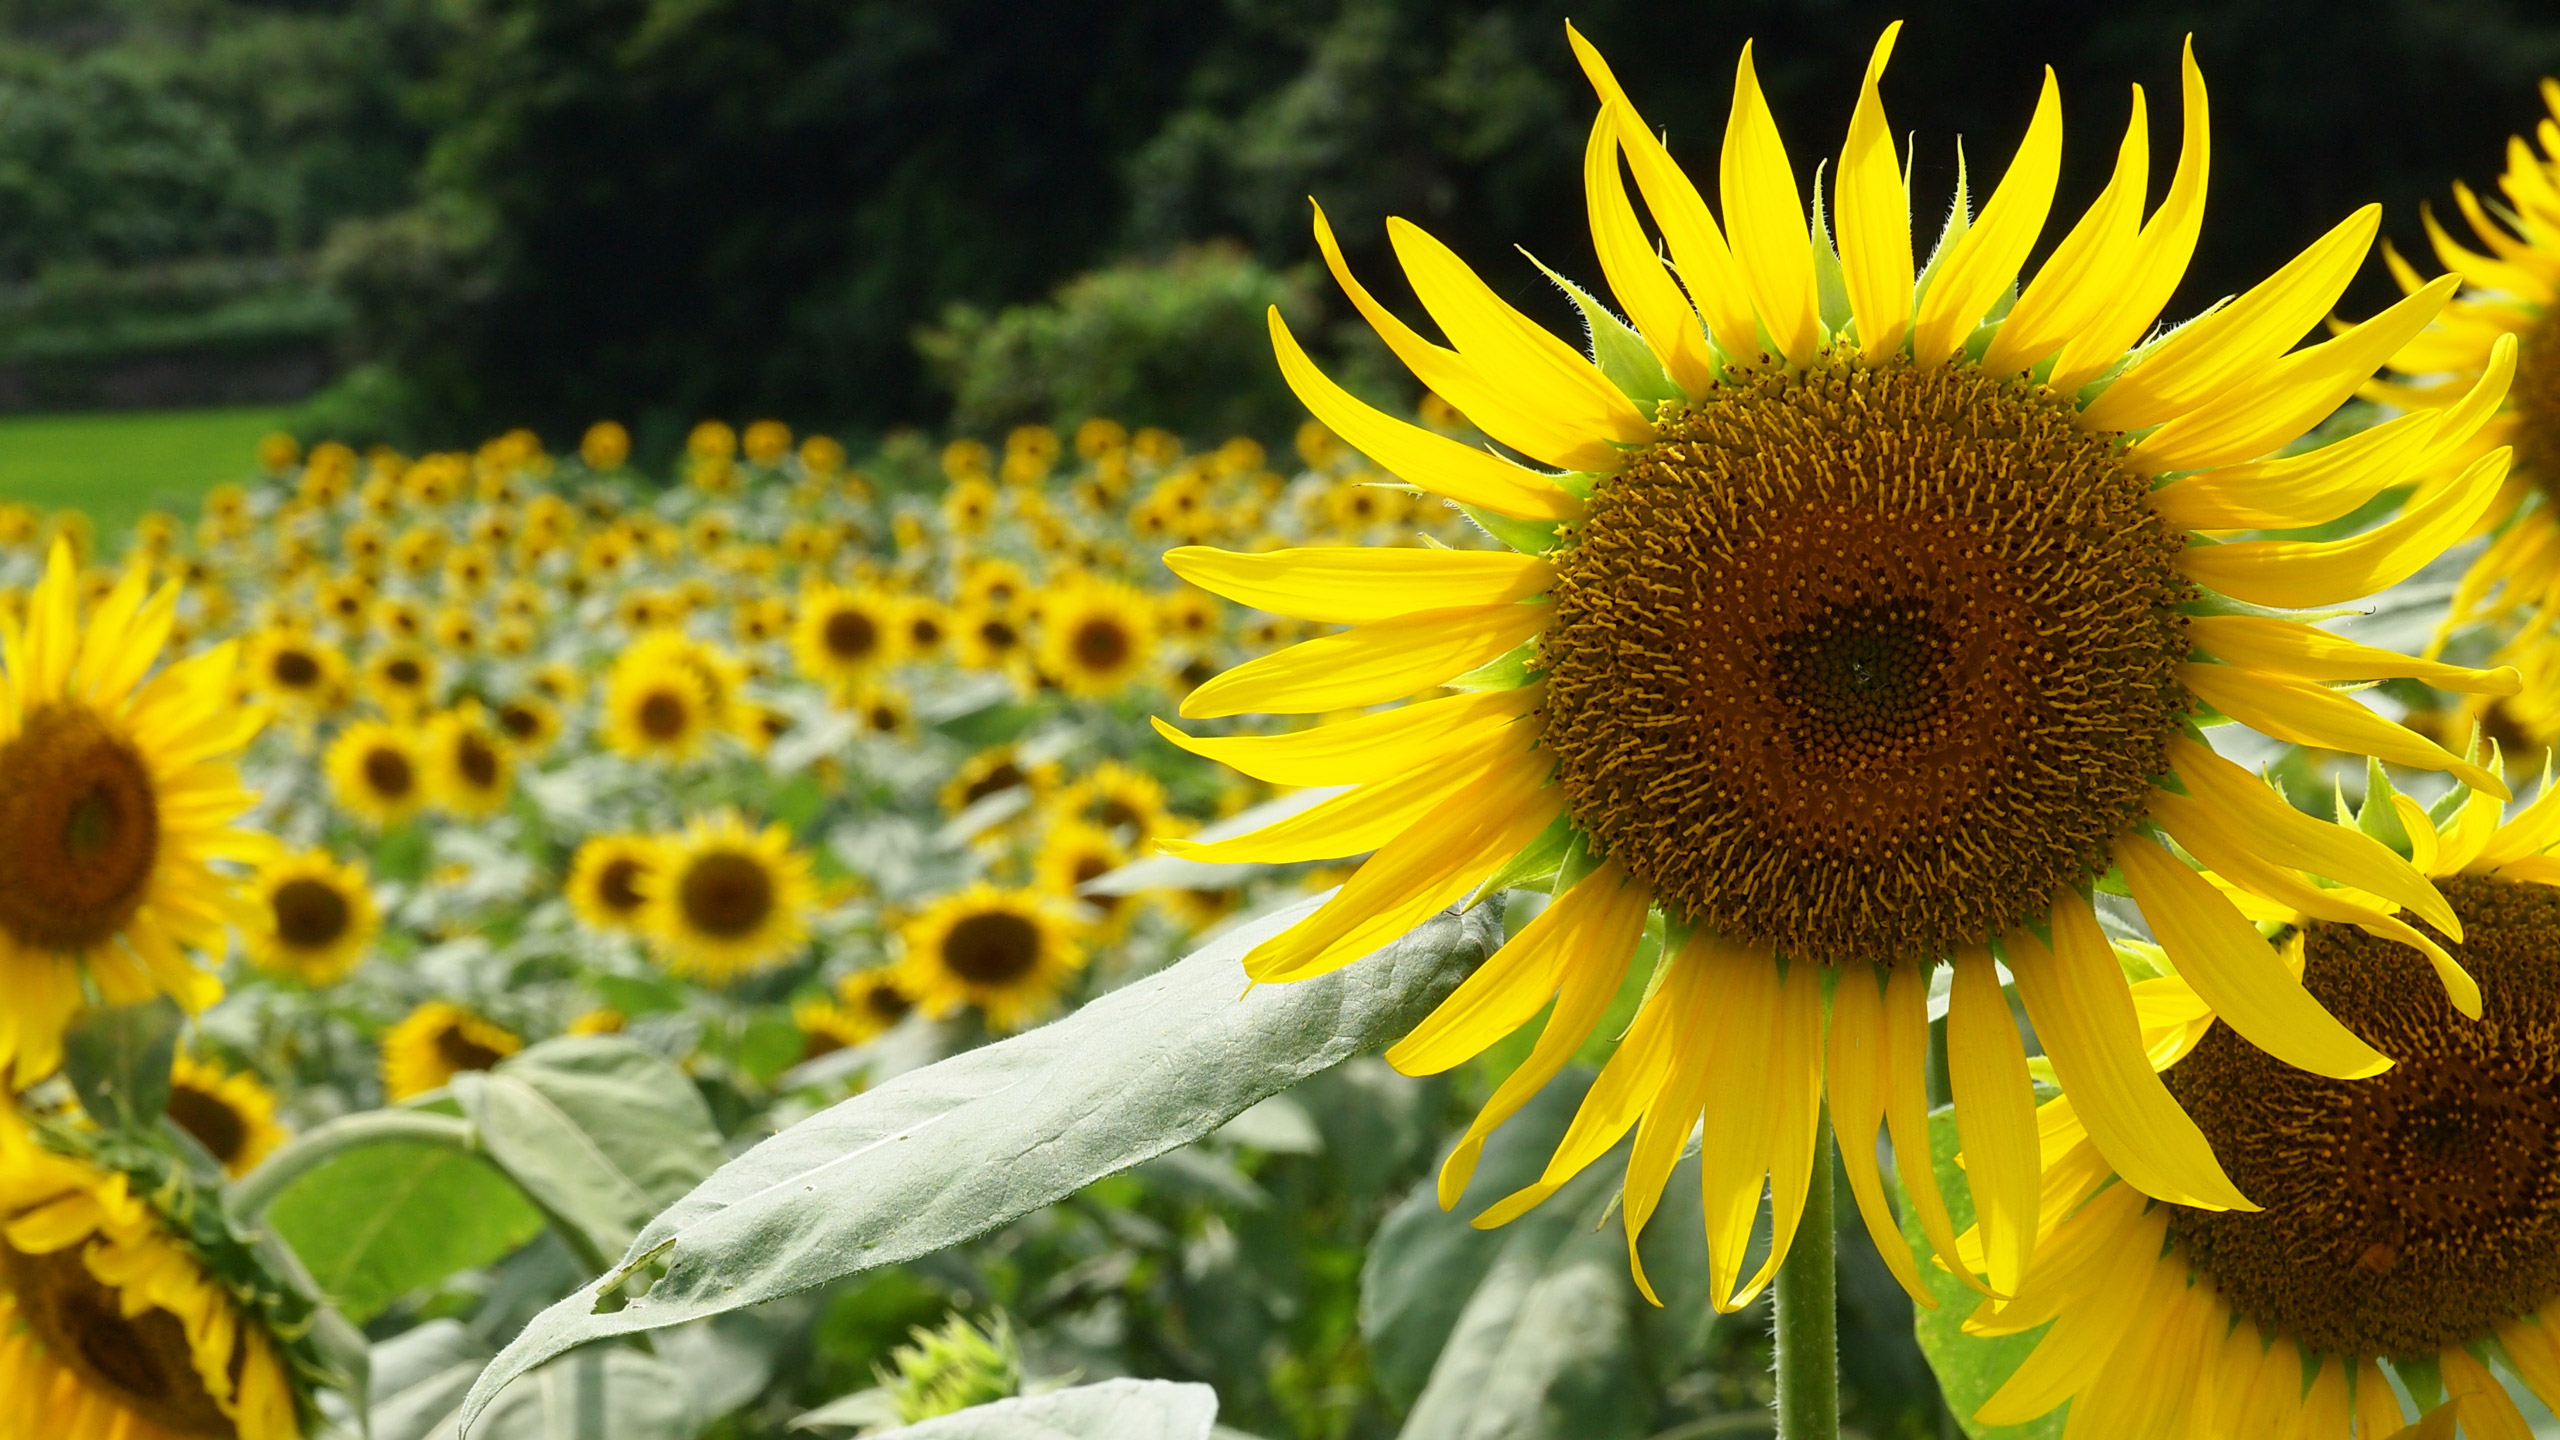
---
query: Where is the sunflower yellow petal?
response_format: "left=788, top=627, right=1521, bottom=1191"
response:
left=2494, top=1314, right=2560, bottom=1413
left=1826, top=966, right=1933, bottom=1307
left=1621, top=942, right=1723, bottom=1307
left=1390, top=859, right=1642, bottom=1077
left=1912, top=68, right=2061, bottom=366
left=2049, top=44, right=2209, bottom=394
left=1267, top=309, right=1585, bottom=520
left=2180, top=663, right=2508, bottom=798
left=2187, top=614, right=2517, bottom=695
left=1964, top=1180, right=2146, bottom=1335
left=1884, top=961, right=1990, bottom=1292
left=1835, top=23, right=1911, bottom=359
left=1720, top=41, right=1817, bottom=367
left=2444, top=1347, right=2536, bottom=1440
left=1150, top=685, right=1540, bottom=788
left=1159, top=752, right=1497, bottom=866
left=1584, top=106, right=1716, bottom=396
left=1945, top=945, right=2040, bottom=1298
left=1983, top=83, right=2147, bottom=376
left=2166, top=735, right=2461, bottom=931
left=1973, top=1211, right=2173, bottom=1424
left=1179, top=602, right=1547, bottom=719
left=1164, top=545, right=1552, bottom=626
left=2118, top=836, right=2391, bottom=1079
left=1312, top=201, right=1630, bottom=473
left=1722, top=959, right=1824, bottom=1312
left=2008, top=893, right=2251, bottom=1209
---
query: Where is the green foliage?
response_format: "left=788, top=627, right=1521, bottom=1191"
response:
left=1903, top=1107, right=2064, bottom=1440
left=852, top=1380, right=1221, bottom=1440
left=918, top=243, right=1325, bottom=445
left=876, top=1314, right=1026, bottom=1426
left=263, top=1140, right=547, bottom=1322
left=0, top=402, right=286, bottom=529
left=459, top=898, right=1503, bottom=1429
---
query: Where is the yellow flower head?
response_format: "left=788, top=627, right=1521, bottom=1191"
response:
left=743, top=419, right=792, bottom=465
left=361, top=644, right=438, bottom=715
left=0, top=1111, right=305, bottom=1438
left=1158, top=24, right=2523, bottom=1312
left=601, top=647, right=714, bottom=763
left=1036, top=578, right=1156, bottom=698
left=580, top=420, right=631, bottom=471
left=247, top=626, right=346, bottom=713
left=1055, top=760, right=1172, bottom=846
left=848, top=684, right=912, bottom=738
left=940, top=746, right=1056, bottom=820
left=1035, top=820, right=1132, bottom=931
left=323, top=719, right=429, bottom=829
left=565, top=832, right=659, bottom=937
left=793, top=582, right=902, bottom=688
left=943, top=477, right=997, bottom=537
left=491, top=693, right=563, bottom=755
left=381, top=1000, right=521, bottom=1101
left=896, top=884, right=1084, bottom=1032
left=0, top=546, right=263, bottom=1086
left=638, top=811, right=816, bottom=983
left=243, top=847, right=377, bottom=986
left=166, top=1051, right=289, bottom=1177
left=794, top=967, right=915, bottom=1058
left=424, top=702, right=513, bottom=818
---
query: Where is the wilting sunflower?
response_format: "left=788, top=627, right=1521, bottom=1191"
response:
left=241, top=848, right=377, bottom=986
left=247, top=626, right=345, bottom=714
left=1157, top=25, right=2523, bottom=1310
left=322, top=719, right=428, bottom=829
left=896, top=884, right=1084, bottom=1032
left=166, top=1052, right=289, bottom=1177
left=0, top=1111, right=308, bottom=1439
left=2372, top=79, right=2560, bottom=642
left=424, top=703, right=513, bottom=818
left=1038, top=578, right=1157, bottom=697
left=793, top=582, right=901, bottom=689
left=1965, top=760, right=2560, bottom=1438
left=637, top=811, right=815, bottom=982
left=0, top=545, right=265, bottom=1087
left=566, top=833, right=658, bottom=936
left=381, top=1000, right=521, bottom=1101
left=601, top=647, right=714, bottom=762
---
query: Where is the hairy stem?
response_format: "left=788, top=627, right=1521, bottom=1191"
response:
left=1773, top=1103, right=1838, bottom=1440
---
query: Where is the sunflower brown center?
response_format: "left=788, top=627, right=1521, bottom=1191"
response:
left=0, top=705, right=162, bottom=952
left=269, top=649, right=320, bottom=689
left=638, top=690, right=690, bottom=740
left=272, top=876, right=352, bottom=949
left=824, top=610, right=879, bottom=660
left=862, top=982, right=914, bottom=1023
left=680, top=852, right=774, bottom=937
left=962, top=762, right=1025, bottom=806
left=456, top=733, right=500, bottom=789
left=434, top=1022, right=505, bottom=1076
left=1072, top=619, right=1131, bottom=671
left=2166, top=874, right=2560, bottom=1357
left=385, top=658, right=422, bottom=687
left=166, top=1082, right=248, bottom=1166
left=498, top=704, right=541, bottom=739
left=2513, top=305, right=2560, bottom=508
left=362, top=746, right=415, bottom=799
left=941, top=911, right=1041, bottom=984
left=596, top=856, right=647, bottom=913
left=1, top=1241, right=234, bottom=1436
left=978, top=619, right=1019, bottom=653
left=1542, top=356, right=2190, bottom=965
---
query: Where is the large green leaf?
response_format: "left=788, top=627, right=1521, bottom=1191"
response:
left=449, top=1036, right=728, bottom=1266
left=801, top=1379, right=1219, bottom=1439
left=1904, top=1106, right=2065, bottom=1440
left=263, top=1140, right=547, bottom=1322
left=448, top=1347, right=701, bottom=1440
left=459, top=896, right=1501, bottom=1431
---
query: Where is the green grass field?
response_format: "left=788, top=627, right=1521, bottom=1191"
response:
left=0, top=406, right=285, bottom=533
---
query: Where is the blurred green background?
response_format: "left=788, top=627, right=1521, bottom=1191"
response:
left=1, top=0, right=2558, bottom=469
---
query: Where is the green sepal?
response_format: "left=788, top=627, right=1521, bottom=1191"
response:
left=1808, top=163, right=1854, bottom=336
left=1466, top=813, right=1578, bottom=907
left=2389, top=1353, right=2446, bottom=1411
left=1459, top=503, right=1560, bottom=557
left=1910, top=141, right=1970, bottom=313
left=1446, top=640, right=1539, bottom=691
left=2429, top=778, right=2473, bottom=826
left=2355, top=757, right=2415, bottom=856
left=1525, top=251, right=1684, bottom=410
left=62, top=998, right=183, bottom=1134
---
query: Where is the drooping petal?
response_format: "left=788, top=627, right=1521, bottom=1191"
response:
left=1826, top=965, right=1933, bottom=1306
left=1944, top=945, right=2041, bottom=1297
left=2180, top=662, right=2508, bottom=798
left=2186, top=614, right=2518, bottom=695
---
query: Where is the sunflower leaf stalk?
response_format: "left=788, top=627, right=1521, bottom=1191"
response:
left=1772, top=1105, right=1838, bottom=1440
left=228, top=1108, right=481, bottom=1219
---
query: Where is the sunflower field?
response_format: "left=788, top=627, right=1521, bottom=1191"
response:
left=24, top=20, right=2560, bottom=1440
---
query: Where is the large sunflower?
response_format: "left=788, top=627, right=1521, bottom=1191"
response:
left=896, top=884, right=1084, bottom=1032
left=1966, top=761, right=2560, bottom=1437
left=321, top=719, right=428, bottom=829
left=2372, top=78, right=2560, bottom=643
left=381, top=1000, right=521, bottom=1101
left=241, top=847, right=377, bottom=986
left=0, top=545, right=264, bottom=1087
left=0, top=1109, right=304, bottom=1439
left=638, top=811, right=816, bottom=982
left=166, top=1052, right=289, bottom=1178
left=1156, top=26, right=2523, bottom=1311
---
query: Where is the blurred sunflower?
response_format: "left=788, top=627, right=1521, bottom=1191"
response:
left=793, top=582, right=900, bottom=688
left=901, top=597, right=950, bottom=662
left=1968, top=765, right=2560, bottom=1439
left=1056, top=761, right=1173, bottom=846
left=1038, top=579, right=1157, bottom=697
left=492, top=693, right=563, bottom=755
left=0, top=546, right=263, bottom=1087
left=166, top=1052, right=289, bottom=1177
left=1159, top=25, right=2524, bottom=1309
left=794, top=967, right=916, bottom=1059
left=639, top=811, right=815, bottom=982
left=2373, top=79, right=2560, bottom=641
left=424, top=703, right=513, bottom=818
left=566, top=833, right=658, bottom=936
left=0, top=1112, right=304, bottom=1438
left=248, top=626, right=345, bottom=713
left=242, top=848, right=376, bottom=987
left=849, top=685, right=912, bottom=738
left=322, top=720, right=428, bottom=829
left=381, top=1000, right=520, bottom=1101
left=896, top=884, right=1084, bottom=1032
left=361, top=644, right=437, bottom=715
left=941, top=746, right=1055, bottom=818
left=1036, top=821, right=1131, bottom=931
left=601, top=648, right=714, bottom=762
left=955, top=604, right=1028, bottom=675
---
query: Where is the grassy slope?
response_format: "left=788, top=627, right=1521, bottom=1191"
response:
left=0, top=406, right=285, bottom=533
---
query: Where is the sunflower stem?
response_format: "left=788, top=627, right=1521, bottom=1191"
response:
left=228, top=1109, right=480, bottom=1219
left=1772, top=1102, right=1838, bottom=1440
